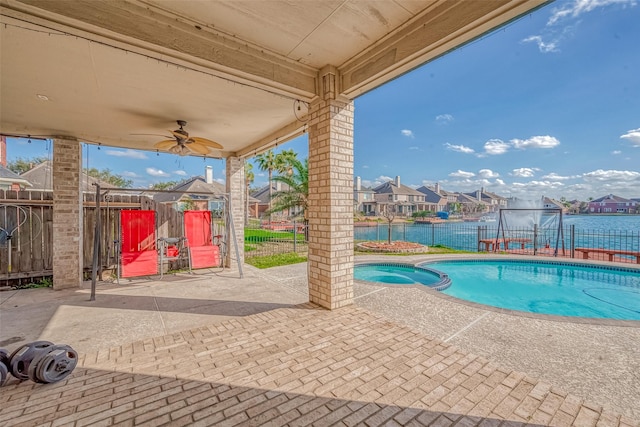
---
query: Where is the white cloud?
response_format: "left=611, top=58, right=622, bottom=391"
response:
left=121, top=171, right=140, bottom=178
left=495, top=179, right=506, bottom=186
left=483, top=139, right=510, bottom=155
left=547, top=0, right=637, bottom=26
left=449, top=170, right=475, bottom=179
left=362, top=165, right=369, bottom=169
left=611, top=150, right=622, bottom=155
left=362, top=175, right=394, bottom=188
left=582, top=169, right=640, bottom=182
left=522, top=35, right=559, bottom=53
left=511, top=167, right=540, bottom=178
left=524, top=0, right=636, bottom=54
left=541, top=172, right=580, bottom=180
left=444, top=143, right=475, bottom=154
left=435, top=114, right=454, bottom=124
left=174, top=170, right=187, bottom=176
left=105, top=149, right=148, bottom=159
left=146, top=167, right=170, bottom=177
left=511, top=135, right=560, bottom=149
left=478, top=169, right=500, bottom=179
left=511, top=180, right=566, bottom=190
left=620, top=128, right=640, bottom=146
left=409, top=146, right=419, bottom=150
left=401, top=129, right=414, bottom=138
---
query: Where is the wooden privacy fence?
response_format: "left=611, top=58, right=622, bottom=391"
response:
left=0, top=189, right=188, bottom=284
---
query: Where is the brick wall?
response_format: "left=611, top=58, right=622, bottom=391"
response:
left=226, top=157, right=245, bottom=268
left=52, top=137, right=83, bottom=289
left=307, top=66, right=354, bottom=309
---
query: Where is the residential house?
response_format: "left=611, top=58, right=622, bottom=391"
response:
left=251, top=181, right=303, bottom=220
left=154, top=167, right=225, bottom=212
left=0, top=136, right=33, bottom=190
left=415, top=184, right=447, bottom=213
left=370, top=176, right=426, bottom=217
left=0, top=165, right=32, bottom=191
left=354, top=177, right=375, bottom=216
left=456, top=192, right=489, bottom=215
left=588, top=194, right=638, bottom=214
left=21, top=161, right=113, bottom=192
left=541, top=196, right=565, bottom=212
left=465, top=188, right=507, bottom=213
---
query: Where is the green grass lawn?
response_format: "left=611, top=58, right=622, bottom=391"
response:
left=245, top=252, right=307, bottom=269
left=245, top=229, right=306, bottom=242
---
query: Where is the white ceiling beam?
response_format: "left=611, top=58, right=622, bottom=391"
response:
left=339, top=0, right=550, bottom=98
left=6, top=0, right=318, bottom=100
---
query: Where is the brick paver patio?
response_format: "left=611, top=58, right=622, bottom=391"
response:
left=2, top=303, right=637, bottom=426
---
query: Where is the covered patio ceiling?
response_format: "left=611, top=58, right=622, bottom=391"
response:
left=0, top=0, right=548, bottom=159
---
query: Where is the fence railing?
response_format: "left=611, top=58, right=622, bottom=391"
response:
left=245, top=221, right=308, bottom=259
left=0, top=189, right=187, bottom=285
left=245, top=221, right=640, bottom=265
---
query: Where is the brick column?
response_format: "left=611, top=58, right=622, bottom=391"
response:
left=307, top=66, right=354, bottom=310
left=225, top=156, right=245, bottom=268
left=52, top=137, right=83, bottom=289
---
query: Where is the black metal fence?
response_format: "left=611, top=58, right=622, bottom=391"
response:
left=244, top=221, right=308, bottom=259
left=244, top=221, right=640, bottom=264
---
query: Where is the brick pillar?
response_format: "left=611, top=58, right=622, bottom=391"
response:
left=307, top=65, right=354, bottom=310
left=225, top=156, right=245, bottom=268
left=52, top=137, right=83, bottom=289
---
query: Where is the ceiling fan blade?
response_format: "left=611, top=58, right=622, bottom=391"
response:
left=131, top=133, right=171, bottom=138
left=154, top=140, right=178, bottom=149
left=185, top=143, right=211, bottom=155
left=190, top=136, right=223, bottom=149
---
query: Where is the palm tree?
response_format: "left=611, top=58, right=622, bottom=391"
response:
left=254, top=150, right=277, bottom=222
left=254, top=149, right=298, bottom=222
left=268, top=157, right=308, bottom=222
left=244, top=161, right=254, bottom=225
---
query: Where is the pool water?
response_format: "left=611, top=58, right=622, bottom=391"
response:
left=354, top=264, right=441, bottom=286
left=421, top=260, right=640, bottom=320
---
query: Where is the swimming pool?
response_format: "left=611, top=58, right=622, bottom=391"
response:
left=354, top=263, right=451, bottom=291
left=355, top=260, right=640, bottom=320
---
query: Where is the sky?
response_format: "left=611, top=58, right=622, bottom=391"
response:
left=5, top=0, right=640, bottom=201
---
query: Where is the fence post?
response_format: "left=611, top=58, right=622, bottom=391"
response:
left=570, top=224, right=575, bottom=258
left=533, top=224, right=538, bottom=256
left=431, top=224, right=435, bottom=246
left=376, top=224, right=380, bottom=241
left=403, top=223, right=406, bottom=241
left=293, top=220, right=297, bottom=253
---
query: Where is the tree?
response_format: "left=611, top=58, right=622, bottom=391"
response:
left=7, top=157, right=47, bottom=174
left=84, top=167, right=133, bottom=188
left=254, top=149, right=298, bottom=221
left=380, top=203, right=398, bottom=244
left=245, top=161, right=254, bottom=225
left=149, top=181, right=178, bottom=190
left=267, top=158, right=308, bottom=221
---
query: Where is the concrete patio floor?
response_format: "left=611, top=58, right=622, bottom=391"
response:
left=1, top=255, right=638, bottom=426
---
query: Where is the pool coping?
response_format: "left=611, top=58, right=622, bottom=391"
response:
left=354, top=255, right=640, bottom=328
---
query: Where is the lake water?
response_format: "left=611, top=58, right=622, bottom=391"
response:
left=354, top=215, right=640, bottom=253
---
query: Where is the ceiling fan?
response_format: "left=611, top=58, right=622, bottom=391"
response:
left=153, top=120, right=223, bottom=156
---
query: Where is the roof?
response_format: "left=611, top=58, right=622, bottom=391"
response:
left=0, top=164, right=32, bottom=187
left=416, top=186, right=446, bottom=204
left=20, top=161, right=114, bottom=191
left=250, top=183, right=293, bottom=205
left=590, top=194, right=633, bottom=203
left=153, top=176, right=225, bottom=203
left=373, top=181, right=423, bottom=196
left=457, top=193, right=486, bottom=204
left=0, top=1, right=547, bottom=157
